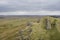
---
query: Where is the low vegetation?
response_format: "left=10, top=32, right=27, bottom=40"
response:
left=0, top=16, right=60, bottom=40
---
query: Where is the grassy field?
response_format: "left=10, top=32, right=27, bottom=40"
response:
left=0, top=16, right=60, bottom=40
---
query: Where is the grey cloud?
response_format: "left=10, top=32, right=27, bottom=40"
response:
left=0, top=0, right=60, bottom=12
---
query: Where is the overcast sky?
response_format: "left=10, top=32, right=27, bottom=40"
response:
left=0, top=0, right=60, bottom=15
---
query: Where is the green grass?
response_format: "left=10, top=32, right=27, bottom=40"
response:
left=0, top=16, right=60, bottom=40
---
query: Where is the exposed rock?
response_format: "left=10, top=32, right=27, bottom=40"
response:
left=26, top=22, right=32, bottom=27
left=45, top=18, right=51, bottom=30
